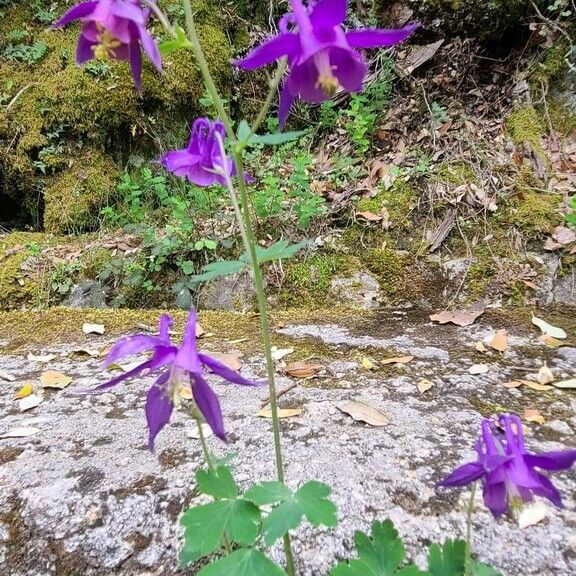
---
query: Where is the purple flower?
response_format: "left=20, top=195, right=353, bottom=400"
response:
left=440, top=414, right=576, bottom=516
left=53, top=0, right=162, bottom=91
left=235, top=0, right=417, bottom=127
left=90, top=310, right=262, bottom=449
left=160, top=118, right=244, bottom=187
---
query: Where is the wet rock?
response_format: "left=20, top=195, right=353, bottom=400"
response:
left=67, top=281, right=107, bottom=309
left=197, top=271, right=257, bottom=311
left=329, top=272, right=380, bottom=309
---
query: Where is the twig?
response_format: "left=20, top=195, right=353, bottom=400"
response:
left=260, top=381, right=298, bottom=408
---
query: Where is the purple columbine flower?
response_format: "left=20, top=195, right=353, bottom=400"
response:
left=440, top=414, right=576, bottom=517
left=89, top=310, right=262, bottom=449
left=53, top=0, right=162, bottom=91
left=235, top=0, right=418, bottom=127
left=160, top=118, right=249, bottom=187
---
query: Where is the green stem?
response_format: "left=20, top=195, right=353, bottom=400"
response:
left=192, top=409, right=232, bottom=555
left=143, top=0, right=177, bottom=37
left=464, top=483, right=477, bottom=576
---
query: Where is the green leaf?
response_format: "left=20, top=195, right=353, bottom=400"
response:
left=244, top=481, right=293, bottom=505
left=295, top=481, right=338, bottom=527
left=239, top=239, right=308, bottom=265
left=330, top=520, right=428, bottom=576
left=159, top=25, right=191, bottom=56
left=236, top=120, right=252, bottom=142
left=196, top=466, right=238, bottom=499
left=180, top=499, right=260, bottom=557
left=190, top=260, right=245, bottom=283
left=472, top=563, right=502, bottom=576
left=428, top=540, right=466, bottom=576
left=261, top=500, right=304, bottom=546
left=197, top=549, right=287, bottom=576
left=252, top=129, right=309, bottom=146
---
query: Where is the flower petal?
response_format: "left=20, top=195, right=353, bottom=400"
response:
left=129, top=39, right=143, bottom=92
left=439, top=462, right=485, bottom=487
left=235, top=33, right=300, bottom=70
left=53, top=1, right=98, bottom=28
left=279, top=82, right=297, bottom=129
left=76, top=33, right=95, bottom=64
left=345, top=23, right=418, bottom=49
left=146, top=372, right=173, bottom=450
left=158, top=314, right=174, bottom=340
left=103, top=335, right=171, bottom=367
left=111, top=0, right=146, bottom=25
left=198, top=354, right=263, bottom=387
left=310, top=0, right=347, bottom=29
left=531, top=472, right=564, bottom=508
left=192, top=375, right=226, bottom=440
left=483, top=480, right=508, bottom=517
left=524, top=451, right=576, bottom=471
left=139, top=28, right=162, bottom=71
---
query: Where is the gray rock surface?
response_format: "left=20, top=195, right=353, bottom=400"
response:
left=1, top=309, right=575, bottom=575
left=329, top=272, right=380, bottom=309
left=197, top=271, right=257, bottom=311
left=67, top=281, right=107, bottom=309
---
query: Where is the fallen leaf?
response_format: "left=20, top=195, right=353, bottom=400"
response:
left=397, top=39, right=444, bottom=75
left=417, top=379, right=434, bottom=393
left=207, top=352, right=242, bottom=372
left=40, top=371, right=73, bottom=390
left=108, top=360, right=143, bottom=373
left=271, top=347, right=294, bottom=361
left=490, top=329, right=508, bottom=352
left=475, top=341, right=487, bottom=353
left=551, top=378, right=576, bottom=389
left=71, top=347, right=101, bottom=358
left=187, top=422, right=213, bottom=439
left=357, top=211, right=383, bottom=222
left=469, top=364, right=489, bottom=375
left=284, top=362, right=322, bottom=378
left=552, top=226, right=576, bottom=245
left=381, top=355, right=414, bottom=365
left=0, top=426, right=41, bottom=439
left=502, top=381, right=523, bottom=388
left=15, top=383, right=34, bottom=399
left=27, top=352, right=57, bottom=363
left=335, top=401, right=390, bottom=426
left=541, top=334, right=564, bottom=347
left=538, top=364, right=554, bottom=385
left=362, top=356, right=377, bottom=370
left=522, top=380, right=553, bottom=391
left=195, top=322, right=206, bottom=338
left=430, top=300, right=486, bottom=327
left=532, top=315, right=567, bottom=339
left=19, top=394, right=43, bottom=411
left=257, top=407, right=303, bottom=419
left=83, top=323, right=105, bottom=335
left=518, top=501, right=547, bottom=528
left=228, top=338, right=249, bottom=345
left=523, top=408, right=545, bottom=425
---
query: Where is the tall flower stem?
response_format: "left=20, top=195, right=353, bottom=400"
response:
left=464, top=483, right=477, bottom=576
left=191, top=409, right=232, bottom=555
left=181, top=2, right=295, bottom=573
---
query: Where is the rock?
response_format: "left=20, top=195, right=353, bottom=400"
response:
left=545, top=419, right=574, bottom=436
left=553, top=267, right=576, bottom=306
left=329, top=272, right=380, bottom=309
left=197, top=271, right=257, bottom=311
left=67, top=280, right=107, bottom=309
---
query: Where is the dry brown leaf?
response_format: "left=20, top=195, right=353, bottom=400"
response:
left=72, top=347, right=101, bottom=358
left=503, top=381, right=523, bottom=388
left=381, top=355, right=414, bottom=365
left=257, top=407, right=303, bottom=419
left=537, top=364, right=554, bottom=385
left=357, top=211, right=383, bottom=222
left=284, top=362, right=322, bottom=378
left=552, top=226, right=576, bottom=245
left=430, top=300, right=486, bottom=327
left=541, top=334, right=565, bottom=347
left=195, top=323, right=206, bottom=338
left=40, top=370, right=73, bottom=390
left=207, top=352, right=242, bottom=372
left=336, top=401, right=390, bottom=426
left=523, top=408, right=545, bottom=425
left=522, top=380, right=553, bottom=391
left=551, top=378, right=576, bottom=389
left=82, top=323, right=105, bottom=335
left=417, top=379, right=434, bottom=393
left=490, top=329, right=508, bottom=352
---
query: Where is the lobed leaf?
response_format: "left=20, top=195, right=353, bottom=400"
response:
left=197, top=549, right=288, bottom=576
left=196, top=465, right=238, bottom=499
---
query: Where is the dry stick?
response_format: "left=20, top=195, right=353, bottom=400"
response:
left=260, top=382, right=299, bottom=408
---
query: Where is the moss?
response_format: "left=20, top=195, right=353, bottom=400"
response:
left=500, top=189, right=562, bottom=238
left=547, top=100, right=576, bottom=137
left=79, top=247, right=114, bottom=279
left=356, top=180, right=417, bottom=230
left=280, top=254, right=361, bottom=308
left=434, top=161, right=478, bottom=186
left=505, top=106, right=546, bottom=160
left=43, top=149, right=119, bottom=234
left=529, top=39, right=571, bottom=89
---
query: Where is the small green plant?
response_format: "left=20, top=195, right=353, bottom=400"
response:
left=566, top=196, right=576, bottom=228
left=2, top=30, right=47, bottom=66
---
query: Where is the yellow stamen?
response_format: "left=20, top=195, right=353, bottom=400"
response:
left=91, top=24, right=122, bottom=60
left=314, top=51, right=339, bottom=96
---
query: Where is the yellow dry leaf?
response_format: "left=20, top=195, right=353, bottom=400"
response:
left=417, top=379, right=434, bottom=393
left=362, top=356, right=377, bottom=370
left=179, top=385, right=193, bottom=400
left=537, top=364, right=554, bottom=385
left=522, top=380, right=553, bottom=391
left=257, top=407, right=302, bottom=419
left=502, top=381, right=523, bottom=388
left=381, top=355, right=414, bottom=365
left=475, top=341, right=487, bottom=353
left=541, top=334, right=564, bottom=347
left=551, top=378, right=576, bottom=389
left=40, top=370, right=73, bottom=390
left=490, top=329, right=508, bottom=352
left=523, top=408, right=545, bottom=425
left=15, top=383, right=33, bottom=399
left=335, top=401, right=390, bottom=426
left=195, top=323, right=206, bottom=338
